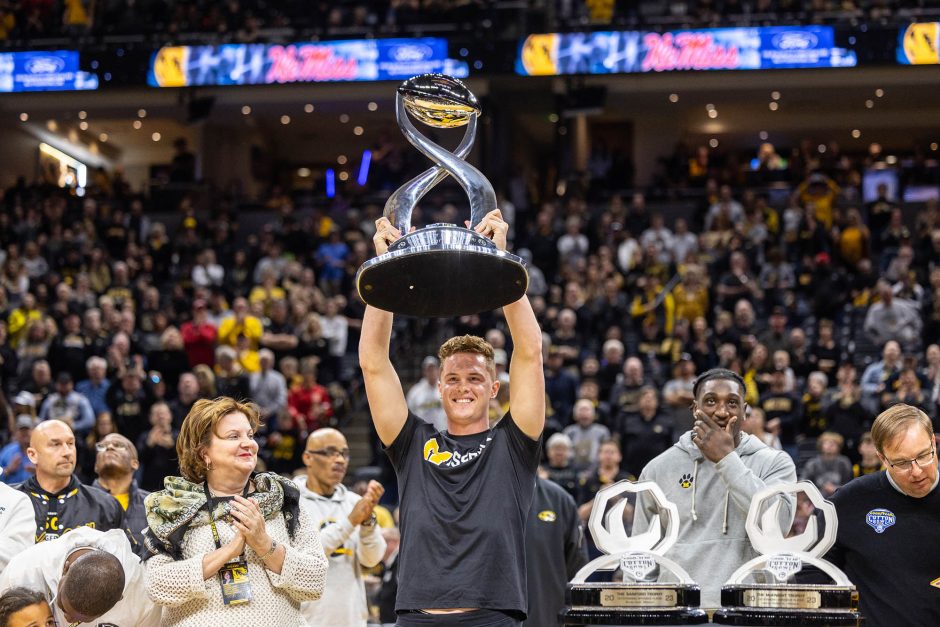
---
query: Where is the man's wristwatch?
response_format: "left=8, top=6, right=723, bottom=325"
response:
left=361, top=513, right=377, bottom=528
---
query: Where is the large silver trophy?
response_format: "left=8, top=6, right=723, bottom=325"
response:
left=356, top=74, right=528, bottom=318
left=714, top=481, right=861, bottom=626
left=561, top=481, right=708, bottom=626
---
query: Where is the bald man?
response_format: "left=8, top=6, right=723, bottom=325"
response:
left=17, top=420, right=123, bottom=542
left=93, top=433, right=151, bottom=555
left=295, top=428, right=386, bottom=627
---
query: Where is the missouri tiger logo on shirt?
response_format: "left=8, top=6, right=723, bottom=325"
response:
left=422, top=434, right=492, bottom=468
left=537, top=510, right=557, bottom=522
left=423, top=438, right=453, bottom=465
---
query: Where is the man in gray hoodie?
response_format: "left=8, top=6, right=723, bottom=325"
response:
left=635, top=368, right=797, bottom=608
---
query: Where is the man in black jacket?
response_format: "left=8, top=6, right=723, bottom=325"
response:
left=524, top=476, right=587, bottom=627
left=19, top=420, right=123, bottom=542
left=92, top=433, right=150, bottom=556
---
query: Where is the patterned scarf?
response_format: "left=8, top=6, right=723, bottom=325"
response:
left=143, top=472, right=300, bottom=559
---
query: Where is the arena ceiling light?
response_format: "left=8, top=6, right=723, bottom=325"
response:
left=19, top=112, right=28, bottom=121
left=305, top=104, right=314, bottom=113
left=669, top=93, right=679, bottom=103
left=241, top=105, right=251, bottom=115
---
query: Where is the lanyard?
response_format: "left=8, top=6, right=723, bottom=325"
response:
left=203, top=483, right=249, bottom=551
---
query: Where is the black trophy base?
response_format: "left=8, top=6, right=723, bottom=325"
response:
left=712, top=609, right=862, bottom=626
left=717, top=584, right=861, bottom=626
left=560, top=607, right=709, bottom=626
left=356, top=225, right=528, bottom=318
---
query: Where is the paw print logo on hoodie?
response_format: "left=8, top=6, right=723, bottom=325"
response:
left=678, top=474, right=694, bottom=489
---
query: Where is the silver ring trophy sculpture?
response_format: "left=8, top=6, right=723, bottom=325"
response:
left=356, top=74, right=528, bottom=318
left=561, top=480, right=708, bottom=626
left=714, top=481, right=861, bottom=626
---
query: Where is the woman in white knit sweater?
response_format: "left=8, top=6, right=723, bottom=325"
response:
left=143, top=397, right=328, bottom=626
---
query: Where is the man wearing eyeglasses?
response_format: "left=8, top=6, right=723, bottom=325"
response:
left=827, top=403, right=940, bottom=626
left=295, top=427, right=386, bottom=627
left=92, top=433, right=150, bottom=556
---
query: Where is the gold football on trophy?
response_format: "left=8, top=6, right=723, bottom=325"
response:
left=398, top=74, right=480, bottom=129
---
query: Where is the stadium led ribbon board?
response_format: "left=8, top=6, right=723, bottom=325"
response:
left=897, top=23, right=940, bottom=64
left=148, top=38, right=468, bottom=87
left=516, top=26, right=857, bottom=76
left=0, top=51, right=98, bottom=92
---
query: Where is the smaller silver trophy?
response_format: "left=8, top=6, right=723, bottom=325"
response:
left=356, top=74, right=528, bottom=318
left=561, top=480, right=708, bottom=626
left=714, top=481, right=861, bottom=626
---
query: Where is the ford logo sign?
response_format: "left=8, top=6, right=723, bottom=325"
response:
left=772, top=31, right=818, bottom=50
left=390, top=44, right=432, bottom=62
left=25, top=56, right=66, bottom=74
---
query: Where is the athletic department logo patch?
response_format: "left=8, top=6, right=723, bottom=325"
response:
left=537, top=510, right=557, bottom=522
left=679, top=474, right=694, bottom=489
left=423, top=438, right=452, bottom=465
left=865, top=509, right=896, bottom=533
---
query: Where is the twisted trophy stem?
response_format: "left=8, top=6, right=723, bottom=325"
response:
left=391, top=95, right=496, bottom=233
left=383, top=103, right=477, bottom=235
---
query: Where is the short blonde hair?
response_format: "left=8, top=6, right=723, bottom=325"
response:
left=871, top=403, right=934, bottom=455
left=177, top=397, right=262, bottom=483
left=439, top=335, right=496, bottom=377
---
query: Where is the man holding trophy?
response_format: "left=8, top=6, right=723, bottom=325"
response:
left=358, top=75, right=544, bottom=627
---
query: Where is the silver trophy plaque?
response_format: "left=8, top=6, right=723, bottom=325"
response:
left=561, top=480, right=708, bottom=626
left=356, top=74, right=528, bottom=318
left=714, top=481, right=861, bottom=626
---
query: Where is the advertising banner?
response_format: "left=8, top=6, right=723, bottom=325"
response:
left=149, top=38, right=468, bottom=87
left=897, top=23, right=940, bottom=64
left=516, top=26, right=856, bottom=76
left=0, top=50, right=98, bottom=92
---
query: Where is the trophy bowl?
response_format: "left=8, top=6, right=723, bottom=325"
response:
left=398, top=74, right=481, bottom=128
left=356, top=74, right=529, bottom=318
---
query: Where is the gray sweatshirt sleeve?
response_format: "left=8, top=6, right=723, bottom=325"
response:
left=356, top=523, right=387, bottom=568
left=715, top=450, right=797, bottom=526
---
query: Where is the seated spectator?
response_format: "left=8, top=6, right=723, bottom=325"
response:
left=800, top=431, right=852, bottom=497
left=741, top=407, right=781, bottom=450
left=0, top=415, right=35, bottom=484
left=76, top=356, right=111, bottom=418
left=543, top=433, right=580, bottom=501
left=563, top=399, right=611, bottom=470
left=217, top=297, right=263, bottom=350
left=881, top=366, right=931, bottom=416
left=250, top=349, right=288, bottom=422
left=48, top=311, right=87, bottom=383
left=319, top=296, right=349, bottom=384
left=864, top=280, right=921, bottom=350
left=147, top=327, right=189, bottom=394
left=860, top=341, right=902, bottom=415
left=180, top=299, right=217, bottom=368
left=405, top=356, right=446, bottom=432
left=620, top=387, right=674, bottom=477
left=288, top=357, right=333, bottom=433
left=169, top=372, right=200, bottom=429
left=39, top=372, right=95, bottom=436
left=107, top=366, right=154, bottom=445
left=852, top=432, right=882, bottom=477
left=214, top=345, right=250, bottom=400
left=577, top=439, right=633, bottom=523
left=260, top=299, right=299, bottom=363
left=137, top=402, right=178, bottom=492
left=759, top=367, right=802, bottom=460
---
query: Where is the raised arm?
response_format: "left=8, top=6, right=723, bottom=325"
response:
left=359, top=218, right=409, bottom=446
left=473, top=209, right=545, bottom=439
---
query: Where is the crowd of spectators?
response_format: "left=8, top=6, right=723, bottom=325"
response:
left=0, top=0, right=934, bottom=44
left=0, top=0, right=493, bottom=42
left=2, top=130, right=940, bottom=552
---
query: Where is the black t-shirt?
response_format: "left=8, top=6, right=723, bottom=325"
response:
left=828, top=472, right=940, bottom=626
left=386, top=411, right=541, bottom=617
